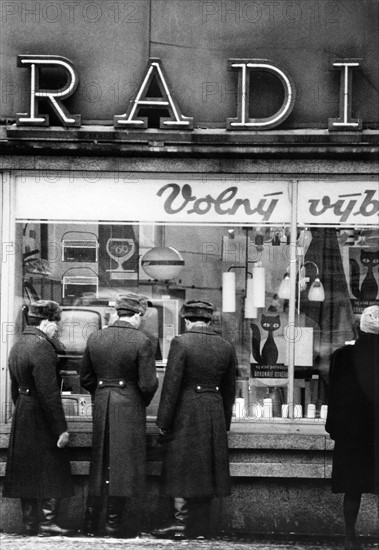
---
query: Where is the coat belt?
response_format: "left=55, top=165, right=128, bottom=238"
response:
left=97, top=378, right=137, bottom=389
left=18, top=386, right=36, bottom=396
left=184, top=384, right=220, bottom=393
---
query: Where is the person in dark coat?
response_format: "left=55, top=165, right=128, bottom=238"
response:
left=80, top=293, right=158, bottom=537
left=152, top=300, right=237, bottom=539
left=325, top=305, right=379, bottom=550
left=3, top=300, right=74, bottom=536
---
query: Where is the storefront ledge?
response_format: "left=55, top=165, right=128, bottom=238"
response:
left=1, top=141, right=378, bottom=158
left=0, top=422, right=334, bottom=451
left=0, top=461, right=332, bottom=479
left=0, top=420, right=331, bottom=432
left=4, top=126, right=379, bottom=144
left=229, top=433, right=328, bottom=451
left=230, top=419, right=328, bottom=432
left=1, top=126, right=379, bottom=158
left=229, top=462, right=331, bottom=478
left=0, top=155, right=378, bottom=173
left=0, top=433, right=331, bottom=451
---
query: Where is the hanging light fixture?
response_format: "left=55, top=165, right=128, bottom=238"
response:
left=222, top=229, right=266, bottom=316
left=277, top=271, right=291, bottom=300
left=271, top=231, right=281, bottom=246
left=222, top=271, right=236, bottom=312
left=244, top=278, right=258, bottom=319
left=307, top=274, right=325, bottom=301
left=254, top=227, right=264, bottom=252
left=223, top=264, right=266, bottom=315
left=301, top=261, right=325, bottom=302
left=141, top=246, right=185, bottom=281
left=297, top=227, right=312, bottom=251
left=250, top=263, right=266, bottom=307
left=277, top=261, right=325, bottom=305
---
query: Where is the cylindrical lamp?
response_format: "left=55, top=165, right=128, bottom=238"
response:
left=222, top=272, right=236, bottom=312
left=244, top=278, right=258, bottom=318
left=141, top=246, right=184, bottom=281
left=251, top=265, right=266, bottom=308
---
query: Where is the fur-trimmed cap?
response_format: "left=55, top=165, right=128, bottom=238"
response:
left=29, top=300, right=62, bottom=321
left=180, top=300, right=214, bottom=321
left=115, top=293, right=148, bottom=316
left=360, top=305, right=379, bottom=335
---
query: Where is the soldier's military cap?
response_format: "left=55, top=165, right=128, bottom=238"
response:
left=180, top=300, right=214, bottom=321
left=29, top=300, right=62, bottom=321
left=115, top=293, right=148, bottom=316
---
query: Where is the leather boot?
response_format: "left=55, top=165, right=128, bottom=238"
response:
left=104, top=496, right=125, bottom=537
left=152, top=497, right=189, bottom=539
left=39, top=498, right=74, bottom=536
left=188, top=497, right=212, bottom=539
left=21, top=499, right=39, bottom=536
left=83, top=497, right=102, bottom=537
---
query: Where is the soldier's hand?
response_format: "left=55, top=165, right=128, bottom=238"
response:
left=57, top=431, right=69, bottom=448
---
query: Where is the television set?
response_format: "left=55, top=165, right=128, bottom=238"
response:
left=140, top=299, right=180, bottom=363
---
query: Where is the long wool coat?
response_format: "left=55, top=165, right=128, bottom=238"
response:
left=157, top=327, right=237, bottom=498
left=3, top=327, right=73, bottom=499
left=80, top=320, right=158, bottom=497
left=325, top=332, right=379, bottom=494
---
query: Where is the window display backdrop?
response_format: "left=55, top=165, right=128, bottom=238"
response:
left=2, top=173, right=378, bottom=423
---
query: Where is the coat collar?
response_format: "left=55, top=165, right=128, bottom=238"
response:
left=23, top=326, right=47, bottom=338
left=187, top=326, right=217, bottom=336
left=22, top=326, right=65, bottom=352
left=108, top=320, right=139, bottom=330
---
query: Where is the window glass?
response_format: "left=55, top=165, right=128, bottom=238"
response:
left=16, top=220, right=296, bottom=419
left=4, top=174, right=378, bottom=424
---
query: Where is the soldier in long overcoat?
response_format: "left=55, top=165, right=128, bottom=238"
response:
left=3, top=300, right=73, bottom=536
left=326, top=305, right=379, bottom=550
left=80, top=293, right=158, bottom=537
left=153, top=300, right=237, bottom=539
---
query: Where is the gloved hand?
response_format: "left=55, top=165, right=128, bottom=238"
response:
left=57, top=431, right=69, bottom=448
left=157, top=427, right=174, bottom=445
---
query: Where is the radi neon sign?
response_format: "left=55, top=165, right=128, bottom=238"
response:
left=15, top=55, right=362, bottom=131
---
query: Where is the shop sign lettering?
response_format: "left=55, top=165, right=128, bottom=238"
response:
left=308, top=190, right=379, bottom=223
left=156, top=183, right=379, bottom=225
left=15, top=55, right=362, bottom=132
left=298, top=183, right=379, bottom=225
left=157, top=184, right=282, bottom=221
left=14, top=177, right=378, bottom=226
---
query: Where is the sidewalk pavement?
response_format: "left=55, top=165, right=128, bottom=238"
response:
left=1, top=533, right=379, bottom=550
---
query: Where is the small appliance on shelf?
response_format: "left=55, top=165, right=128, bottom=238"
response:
left=61, top=230, right=99, bottom=263
left=62, top=266, right=99, bottom=301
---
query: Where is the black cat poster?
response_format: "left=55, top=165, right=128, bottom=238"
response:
left=250, top=313, right=314, bottom=377
left=348, top=247, right=379, bottom=315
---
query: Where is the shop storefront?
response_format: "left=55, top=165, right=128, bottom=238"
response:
left=1, top=0, right=378, bottom=537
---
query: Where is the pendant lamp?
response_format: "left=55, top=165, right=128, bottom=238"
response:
left=141, top=246, right=184, bottom=281
left=222, top=271, right=236, bottom=312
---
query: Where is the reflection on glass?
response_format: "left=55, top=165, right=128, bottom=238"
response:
left=9, top=221, right=368, bottom=422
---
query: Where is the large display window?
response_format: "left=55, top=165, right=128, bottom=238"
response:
left=1, top=173, right=378, bottom=424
